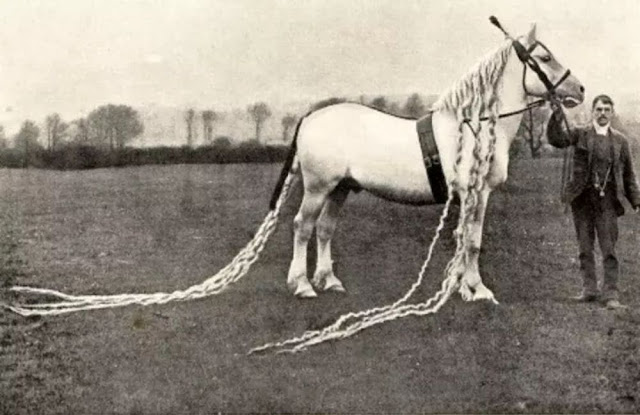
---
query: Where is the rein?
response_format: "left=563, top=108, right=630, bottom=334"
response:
left=461, top=99, right=546, bottom=136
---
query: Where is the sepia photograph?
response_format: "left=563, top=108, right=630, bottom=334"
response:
left=1, top=0, right=639, bottom=413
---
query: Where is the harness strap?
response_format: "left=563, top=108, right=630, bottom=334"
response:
left=463, top=99, right=545, bottom=124
left=416, top=114, right=449, bottom=203
left=551, top=69, right=571, bottom=92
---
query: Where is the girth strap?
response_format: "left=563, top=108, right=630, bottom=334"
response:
left=416, top=114, right=448, bottom=204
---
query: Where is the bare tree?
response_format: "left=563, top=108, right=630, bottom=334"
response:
left=185, top=108, right=196, bottom=147
left=71, top=118, right=90, bottom=144
left=517, top=106, right=551, bottom=158
left=45, top=115, right=54, bottom=150
left=87, top=105, right=144, bottom=151
left=370, top=96, right=388, bottom=112
left=281, top=114, right=297, bottom=142
left=201, top=110, right=218, bottom=144
left=45, top=113, right=67, bottom=151
left=14, top=120, right=41, bottom=167
left=403, top=93, right=426, bottom=118
left=247, top=102, right=272, bottom=142
left=0, top=125, right=7, bottom=150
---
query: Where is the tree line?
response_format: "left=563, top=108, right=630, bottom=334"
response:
left=183, top=93, right=436, bottom=145
left=0, top=92, right=477, bottom=169
left=0, top=104, right=144, bottom=153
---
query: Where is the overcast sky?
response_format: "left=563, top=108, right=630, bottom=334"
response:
left=0, top=0, right=639, bottom=133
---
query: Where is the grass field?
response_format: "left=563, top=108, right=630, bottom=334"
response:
left=1, top=159, right=639, bottom=414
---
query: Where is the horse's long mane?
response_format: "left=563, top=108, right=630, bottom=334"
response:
left=430, top=40, right=514, bottom=193
left=432, top=40, right=515, bottom=274
left=433, top=41, right=513, bottom=115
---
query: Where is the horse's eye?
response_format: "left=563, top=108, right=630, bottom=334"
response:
left=539, top=55, right=552, bottom=63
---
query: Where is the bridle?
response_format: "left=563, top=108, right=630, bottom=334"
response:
left=460, top=17, right=574, bottom=135
left=512, top=39, right=572, bottom=100
left=511, top=37, right=573, bottom=155
left=490, top=15, right=572, bottom=103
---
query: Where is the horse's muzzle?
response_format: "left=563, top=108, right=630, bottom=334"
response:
left=556, top=74, right=585, bottom=108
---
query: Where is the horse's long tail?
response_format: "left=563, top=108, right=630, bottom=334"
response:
left=4, top=122, right=303, bottom=317
left=269, top=116, right=302, bottom=210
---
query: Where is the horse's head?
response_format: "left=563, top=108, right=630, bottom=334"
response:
left=517, top=24, right=585, bottom=108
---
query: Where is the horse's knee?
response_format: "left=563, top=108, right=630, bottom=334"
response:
left=315, top=220, right=336, bottom=242
left=293, top=214, right=303, bottom=232
left=293, top=215, right=314, bottom=240
left=467, top=244, right=481, bottom=257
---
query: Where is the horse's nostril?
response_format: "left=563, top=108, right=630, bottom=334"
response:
left=580, top=85, right=585, bottom=93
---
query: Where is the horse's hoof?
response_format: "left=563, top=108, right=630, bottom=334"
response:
left=288, top=273, right=317, bottom=298
left=324, top=279, right=346, bottom=293
left=471, top=284, right=496, bottom=302
left=459, top=284, right=473, bottom=301
left=474, top=292, right=499, bottom=304
left=313, top=272, right=346, bottom=293
left=294, top=286, right=318, bottom=298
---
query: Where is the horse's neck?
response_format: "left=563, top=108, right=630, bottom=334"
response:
left=494, top=51, right=530, bottom=139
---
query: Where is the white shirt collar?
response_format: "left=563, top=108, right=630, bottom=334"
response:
left=593, top=120, right=610, bottom=135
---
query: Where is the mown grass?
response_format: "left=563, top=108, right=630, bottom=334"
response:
left=1, top=159, right=639, bottom=414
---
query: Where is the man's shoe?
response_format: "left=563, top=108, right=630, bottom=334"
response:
left=571, top=292, right=599, bottom=302
left=605, top=299, right=628, bottom=310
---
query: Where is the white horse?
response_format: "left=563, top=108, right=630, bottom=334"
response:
left=4, top=22, right=586, bottom=319
left=270, top=24, right=585, bottom=300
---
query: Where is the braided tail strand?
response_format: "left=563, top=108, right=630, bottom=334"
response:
left=4, top=157, right=299, bottom=317
left=249, top=190, right=457, bottom=355
left=250, top=110, right=486, bottom=355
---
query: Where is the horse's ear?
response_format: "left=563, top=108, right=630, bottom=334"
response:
left=526, top=23, right=537, bottom=45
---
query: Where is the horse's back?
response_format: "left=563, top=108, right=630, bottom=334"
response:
left=297, top=103, right=436, bottom=204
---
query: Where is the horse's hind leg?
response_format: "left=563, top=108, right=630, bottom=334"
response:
left=312, top=183, right=350, bottom=293
left=287, top=187, right=331, bottom=298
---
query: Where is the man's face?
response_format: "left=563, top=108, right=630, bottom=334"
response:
left=592, top=101, right=614, bottom=127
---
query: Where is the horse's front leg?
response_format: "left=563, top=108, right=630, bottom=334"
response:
left=458, top=187, right=498, bottom=303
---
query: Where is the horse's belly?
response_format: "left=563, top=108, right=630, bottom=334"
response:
left=348, top=146, right=436, bottom=205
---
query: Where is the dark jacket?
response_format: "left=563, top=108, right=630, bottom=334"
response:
left=547, top=111, right=640, bottom=214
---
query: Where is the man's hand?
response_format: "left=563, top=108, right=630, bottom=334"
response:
left=635, top=206, right=640, bottom=214
left=549, top=99, right=566, bottom=122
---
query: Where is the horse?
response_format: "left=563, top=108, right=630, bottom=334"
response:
left=270, top=23, right=585, bottom=300
left=3, top=21, right=585, bottom=319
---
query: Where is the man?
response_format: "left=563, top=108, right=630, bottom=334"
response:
left=547, top=94, right=640, bottom=309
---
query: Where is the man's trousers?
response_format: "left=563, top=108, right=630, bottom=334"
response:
left=570, top=187, right=621, bottom=300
